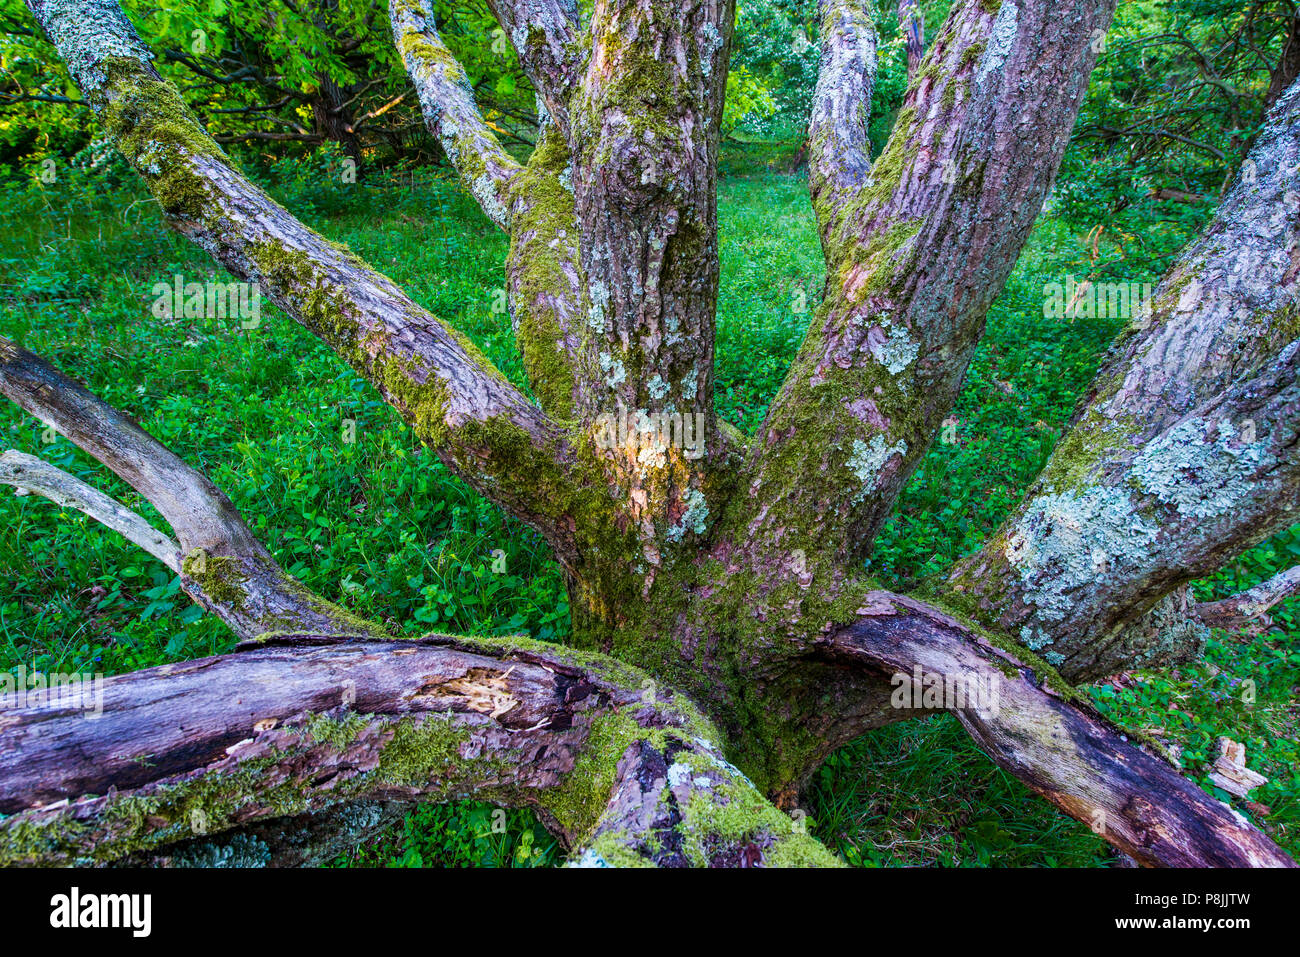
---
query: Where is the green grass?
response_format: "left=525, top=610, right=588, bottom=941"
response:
left=1, top=154, right=1295, bottom=867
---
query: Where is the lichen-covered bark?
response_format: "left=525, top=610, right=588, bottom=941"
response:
left=573, top=732, right=838, bottom=866
left=485, top=0, right=582, bottom=133
left=392, top=0, right=523, bottom=231
left=561, top=0, right=735, bottom=549
left=809, top=0, right=877, bottom=224
left=944, top=81, right=1300, bottom=680
left=746, top=0, right=1118, bottom=569
left=827, top=593, right=1295, bottom=867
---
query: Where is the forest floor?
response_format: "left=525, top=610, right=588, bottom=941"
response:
left=0, top=158, right=1295, bottom=867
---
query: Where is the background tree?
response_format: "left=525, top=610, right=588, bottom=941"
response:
left=0, top=0, right=1297, bottom=867
left=0, top=0, right=540, bottom=169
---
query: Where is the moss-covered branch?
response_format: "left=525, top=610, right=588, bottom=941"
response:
left=0, top=634, right=834, bottom=868
left=747, top=0, right=1117, bottom=568
left=390, top=0, right=522, bottom=231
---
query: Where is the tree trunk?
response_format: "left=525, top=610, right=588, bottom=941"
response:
left=310, top=75, right=362, bottom=167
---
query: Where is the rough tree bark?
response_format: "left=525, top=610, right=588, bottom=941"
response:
left=3, top=0, right=1297, bottom=867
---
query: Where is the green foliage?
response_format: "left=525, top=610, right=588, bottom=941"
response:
left=1, top=0, right=537, bottom=172
left=331, top=801, right=558, bottom=868
left=1056, top=0, right=1296, bottom=273
left=728, top=0, right=819, bottom=141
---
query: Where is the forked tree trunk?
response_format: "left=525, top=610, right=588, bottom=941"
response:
left=3, top=0, right=1298, bottom=867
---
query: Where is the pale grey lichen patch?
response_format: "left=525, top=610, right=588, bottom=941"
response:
left=696, top=744, right=759, bottom=792
left=1130, top=416, right=1272, bottom=519
left=868, top=322, right=919, bottom=374
left=1019, top=625, right=1053, bottom=650
left=1005, top=486, right=1160, bottom=625
left=667, top=488, right=709, bottom=542
left=137, top=139, right=165, bottom=176
left=471, top=173, right=508, bottom=228
left=570, top=848, right=612, bottom=868
left=977, top=2, right=1019, bottom=85
left=700, top=22, right=725, bottom=78
left=667, top=762, right=693, bottom=788
left=1123, top=591, right=1209, bottom=668
left=599, top=352, right=626, bottom=387
left=647, top=374, right=670, bottom=401
left=588, top=280, right=610, bottom=330
left=847, top=435, right=907, bottom=502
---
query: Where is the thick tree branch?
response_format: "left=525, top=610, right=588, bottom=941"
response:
left=25, top=0, right=582, bottom=560
left=809, top=0, right=877, bottom=219
left=0, top=450, right=181, bottom=572
left=552, top=0, right=736, bottom=573
left=825, top=592, right=1295, bottom=867
left=946, top=79, right=1300, bottom=680
left=745, top=0, right=1118, bottom=569
left=390, top=0, right=522, bottom=230
left=0, top=635, right=833, bottom=868
left=484, top=0, right=582, bottom=133
left=504, top=121, right=588, bottom=418
left=0, top=339, right=382, bottom=640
